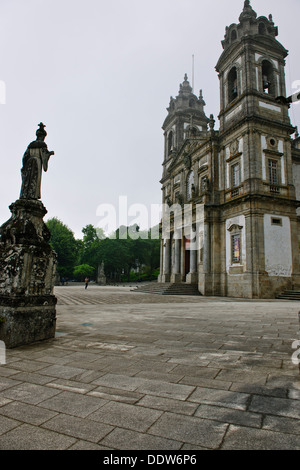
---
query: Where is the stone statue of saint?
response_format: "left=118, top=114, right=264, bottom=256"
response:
left=20, top=123, right=54, bottom=200
left=97, top=261, right=106, bottom=285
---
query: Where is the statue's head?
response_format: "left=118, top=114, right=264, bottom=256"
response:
left=36, top=123, right=47, bottom=142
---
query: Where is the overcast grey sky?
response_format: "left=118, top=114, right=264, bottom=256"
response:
left=0, top=0, right=299, bottom=238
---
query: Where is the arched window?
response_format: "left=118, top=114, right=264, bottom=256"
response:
left=262, top=60, right=274, bottom=95
left=189, top=98, right=195, bottom=108
left=186, top=170, right=194, bottom=200
left=231, top=30, right=237, bottom=41
left=228, top=67, right=238, bottom=103
left=258, top=23, right=266, bottom=35
left=168, top=131, right=174, bottom=155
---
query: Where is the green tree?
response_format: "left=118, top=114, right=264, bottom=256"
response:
left=97, top=225, right=160, bottom=282
left=46, top=217, right=80, bottom=278
left=141, top=236, right=160, bottom=278
left=79, top=224, right=105, bottom=269
left=98, top=237, right=131, bottom=282
left=73, top=264, right=95, bottom=281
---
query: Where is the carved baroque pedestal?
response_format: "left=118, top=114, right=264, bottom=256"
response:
left=0, top=199, right=57, bottom=348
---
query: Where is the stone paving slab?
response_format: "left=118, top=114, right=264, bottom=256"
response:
left=0, top=285, right=299, bottom=451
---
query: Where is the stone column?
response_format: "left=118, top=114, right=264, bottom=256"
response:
left=174, top=239, right=181, bottom=274
left=201, top=221, right=212, bottom=295
left=162, top=239, right=171, bottom=282
left=190, top=249, right=197, bottom=273
left=186, top=248, right=198, bottom=283
left=203, top=223, right=210, bottom=273
left=158, top=238, right=164, bottom=282
left=171, top=238, right=181, bottom=283
left=181, top=237, right=185, bottom=278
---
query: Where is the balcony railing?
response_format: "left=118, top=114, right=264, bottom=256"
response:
left=231, top=187, right=240, bottom=198
left=270, top=185, right=280, bottom=194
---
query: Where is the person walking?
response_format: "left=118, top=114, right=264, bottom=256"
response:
left=85, top=277, right=89, bottom=289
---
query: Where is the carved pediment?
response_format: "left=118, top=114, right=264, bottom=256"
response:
left=227, top=223, right=243, bottom=232
left=230, top=139, right=240, bottom=156
left=167, top=138, right=203, bottom=174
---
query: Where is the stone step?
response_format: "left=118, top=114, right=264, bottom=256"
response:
left=132, top=282, right=201, bottom=296
left=276, top=291, right=300, bottom=300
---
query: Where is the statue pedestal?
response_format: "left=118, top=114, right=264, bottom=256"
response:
left=0, top=199, right=57, bottom=348
left=0, top=295, right=56, bottom=348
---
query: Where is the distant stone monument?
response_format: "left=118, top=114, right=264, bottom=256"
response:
left=0, top=123, right=57, bottom=348
left=97, top=261, right=106, bottom=285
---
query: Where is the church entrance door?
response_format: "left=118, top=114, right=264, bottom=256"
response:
left=184, top=238, right=190, bottom=280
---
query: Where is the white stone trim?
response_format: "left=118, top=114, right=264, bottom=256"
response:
left=264, top=214, right=292, bottom=277
left=225, top=215, right=246, bottom=273
left=259, top=101, right=281, bottom=112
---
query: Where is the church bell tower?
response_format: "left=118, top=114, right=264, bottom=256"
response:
left=158, top=1, right=300, bottom=298
left=215, top=0, right=300, bottom=298
left=162, top=74, right=209, bottom=184
left=217, top=0, right=291, bottom=132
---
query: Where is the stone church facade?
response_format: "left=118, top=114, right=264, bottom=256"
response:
left=158, top=1, right=300, bottom=299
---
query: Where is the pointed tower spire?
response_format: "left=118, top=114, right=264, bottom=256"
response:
left=178, top=74, right=193, bottom=96
left=199, top=89, right=206, bottom=107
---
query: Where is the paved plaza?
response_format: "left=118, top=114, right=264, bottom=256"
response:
left=0, top=285, right=300, bottom=451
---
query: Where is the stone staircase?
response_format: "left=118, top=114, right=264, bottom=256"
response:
left=132, top=282, right=201, bottom=296
left=276, top=290, right=300, bottom=301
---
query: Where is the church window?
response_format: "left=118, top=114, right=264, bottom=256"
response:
left=231, top=30, right=237, bottom=41
left=189, top=99, right=195, bottom=108
left=271, top=217, right=282, bottom=226
left=200, top=175, right=208, bottom=194
left=258, top=23, right=266, bottom=35
left=231, top=233, right=241, bottom=264
left=262, top=60, right=274, bottom=95
left=268, top=159, right=278, bottom=185
left=228, top=67, right=238, bottom=103
left=186, top=171, right=194, bottom=200
left=232, top=163, right=240, bottom=188
left=174, top=174, right=181, bottom=186
left=168, top=131, right=174, bottom=155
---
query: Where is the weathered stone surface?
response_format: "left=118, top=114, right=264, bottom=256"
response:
left=19, top=122, right=54, bottom=201
left=97, top=261, right=106, bottom=285
left=0, top=124, right=56, bottom=348
left=0, top=304, right=56, bottom=348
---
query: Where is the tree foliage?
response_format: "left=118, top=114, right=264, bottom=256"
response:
left=47, top=219, right=160, bottom=282
left=73, top=264, right=95, bottom=281
left=46, top=217, right=80, bottom=278
left=80, top=224, right=103, bottom=269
